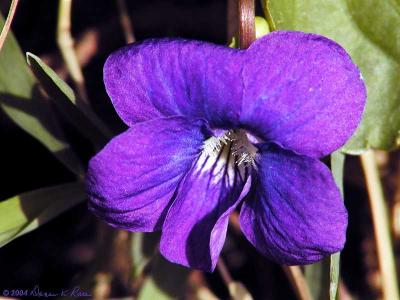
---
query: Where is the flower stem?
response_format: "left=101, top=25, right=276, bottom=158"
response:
left=238, top=0, right=255, bottom=49
left=361, top=151, right=400, bottom=300
left=0, top=0, right=19, bottom=52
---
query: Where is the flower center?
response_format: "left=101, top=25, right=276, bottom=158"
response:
left=202, top=129, right=258, bottom=168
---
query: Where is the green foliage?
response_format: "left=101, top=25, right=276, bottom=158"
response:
left=304, top=258, right=330, bottom=300
left=255, top=16, right=270, bottom=39
left=26, top=53, right=112, bottom=150
left=330, top=151, right=345, bottom=300
left=266, top=0, right=400, bottom=153
left=131, top=232, right=159, bottom=278
left=138, top=255, right=189, bottom=300
left=0, top=14, right=83, bottom=176
left=0, top=182, right=86, bottom=247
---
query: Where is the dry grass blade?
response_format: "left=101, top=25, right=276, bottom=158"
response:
left=57, top=0, right=89, bottom=103
left=0, top=0, right=19, bottom=52
left=361, top=151, right=400, bottom=300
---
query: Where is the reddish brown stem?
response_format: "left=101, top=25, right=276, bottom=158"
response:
left=238, top=0, right=255, bottom=49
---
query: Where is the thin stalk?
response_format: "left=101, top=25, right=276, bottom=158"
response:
left=238, top=0, right=255, bottom=49
left=218, top=258, right=253, bottom=300
left=217, top=259, right=234, bottom=286
left=57, top=0, right=89, bottom=103
left=361, top=151, right=400, bottom=300
left=0, top=0, right=19, bottom=52
left=116, top=0, right=135, bottom=44
left=283, top=266, right=314, bottom=300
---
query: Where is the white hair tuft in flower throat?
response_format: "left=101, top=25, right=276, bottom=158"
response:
left=202, top=129, right=258, bottom=168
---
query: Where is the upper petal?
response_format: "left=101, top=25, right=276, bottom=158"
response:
left=160, top=148, right=251, bottom=272
left=104, top=39, right=244, bottom=128
left=240, top=143, right=347, bottom=265
left=86, top=116, right=210, bottom=232
left=240, top=31, right=366, bottom=158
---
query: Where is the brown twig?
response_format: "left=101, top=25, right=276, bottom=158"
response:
left=0, top=0, right=19, bottom=52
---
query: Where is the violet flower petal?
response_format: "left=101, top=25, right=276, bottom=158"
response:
left=86, top=116, right=211, bottom=232
left=104, top=39, right=243, bottom=129
left=160, top=152, right=251, bottom=272
left=240, top=31, right=366, bottom=158
left=240, top=143, right=347, bottom=265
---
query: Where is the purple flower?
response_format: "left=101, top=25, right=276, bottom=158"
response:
left=86, top=31, right=366, bottom=271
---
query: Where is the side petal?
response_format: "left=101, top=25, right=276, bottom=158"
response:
left=240, top=143, right=347, bottom=265
left=104, top=39, right=243, bottom=129
left=86, top=116, right=211, bottom=232
left=240, top=31, right=366, bottom=158
left=160, top=150, right=251, bottom=272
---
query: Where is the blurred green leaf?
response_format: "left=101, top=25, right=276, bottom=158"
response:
left=26, top=52, right=112, bottom=149
left=0, top=14, right=83, bottom=175
left=138, top=255, right=189, bottom=300
left=261, top=0, right=277, bottom=31
left=0, top=182, right=86, bottom=247
left=331, top=151, right=345, bottom=194
left=304, top=258, right=330, bottom=300
left=330, top=151, right=346, bottom=300
left=255, top=16, right=270, bottom=39
left=131, top=232, right=160, bottom=278
left=267, top=0, right=400, bottom=153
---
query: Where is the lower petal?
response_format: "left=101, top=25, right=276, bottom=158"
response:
left=160, top=148, right=251, bottom=272
left=240, top=143, right=347, bottom=265
left=86, top=116, right=211, bottom=232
